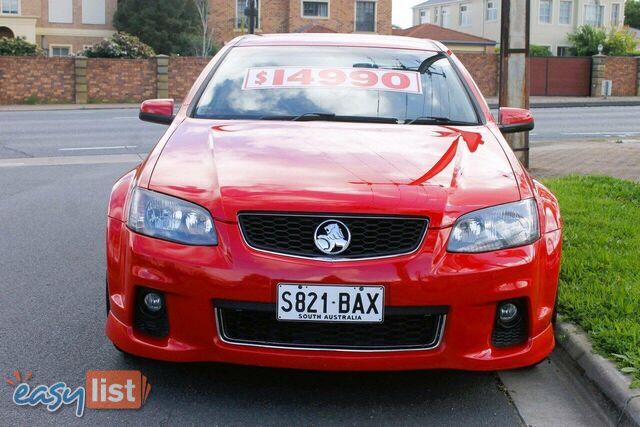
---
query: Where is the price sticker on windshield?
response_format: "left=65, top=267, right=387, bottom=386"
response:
left=242, top=66, right=422, bottom=94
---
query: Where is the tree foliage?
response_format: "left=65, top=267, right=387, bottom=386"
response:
left=529, top=44, right=551, bottom=56
left=605, top=28, right=638, bottom=55
left=568, top=25, right=636, bottom=56
left=625, top=0, right=640, bottom=28
left=0, top=37, right=43, bottom=56
left=82, top=32, right=155, bottom=58
left=113, top=0, right=199, bottom=55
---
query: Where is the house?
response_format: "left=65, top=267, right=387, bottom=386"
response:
left=0, top=0, right=116, bottom=56
left=393, top=22, right=496, bottom=52
left=211, top=0, right=392, bottom=45
left=411, top=0, right=625, bottom=56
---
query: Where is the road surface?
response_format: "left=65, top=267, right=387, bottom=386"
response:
left=1, top=106, right=639, bottom=159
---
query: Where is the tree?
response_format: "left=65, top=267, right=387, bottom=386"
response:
left=0, top=37, right=43, bottom=56
left=113, top=0, right=199, bottom=55
left=192, top=0, right=215, bottom=56
left=83, top=32, right=155, bottom=58
left=568, top=25, right=607, bottom=55
left=625, top=0, right=640, bottom=28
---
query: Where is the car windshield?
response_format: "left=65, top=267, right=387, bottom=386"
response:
left=194, top=46, right=479, bottom=124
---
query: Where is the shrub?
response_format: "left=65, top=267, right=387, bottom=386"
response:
left=0, top=36, right=44, bottom=56
left=529, top=44, right=552, bottom=56
left=569, top=25, right=638, bottom=56
left=604, top=27, right=638, bottom=56
left=568, top=25, right=607, bottom=56
left=83, top=32, right=155, bottom=58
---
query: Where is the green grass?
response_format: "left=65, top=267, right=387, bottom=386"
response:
left=543, top=176, right=640, bottom=387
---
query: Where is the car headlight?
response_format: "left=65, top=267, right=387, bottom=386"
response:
left=127, top=187, right=217, bottom=245
left=447, top=199, right=539, bottom=253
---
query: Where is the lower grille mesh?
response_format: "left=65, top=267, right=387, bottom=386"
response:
left=216, top=302, right=446, bottom=350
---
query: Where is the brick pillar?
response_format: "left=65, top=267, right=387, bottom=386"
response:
left=156, top=54, right=169, bottom=99
left=74, top=56, right=88, bottom=104
left=590, top=54, right=606, bottom=97
left=636, top=57, right=640, bottom=97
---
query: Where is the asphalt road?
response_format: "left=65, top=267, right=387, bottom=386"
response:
left=1, top=105, right=639, bottom=159
left=0, top=106, right=627, bottom=425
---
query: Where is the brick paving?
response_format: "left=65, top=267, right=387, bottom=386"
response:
left=529, top=140, right=640, bottom=181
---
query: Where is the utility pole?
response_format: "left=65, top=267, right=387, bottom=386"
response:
left=499, top=0, right=530, bottom=167
left=245, top=0, right=257, bottom=34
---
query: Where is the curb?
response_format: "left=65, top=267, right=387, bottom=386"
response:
left=556, top=321, right=640, bottom=426
left=0, top=104, right=140, bottom=112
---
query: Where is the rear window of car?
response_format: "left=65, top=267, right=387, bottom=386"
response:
left=193, top=46, right=479, bottom=124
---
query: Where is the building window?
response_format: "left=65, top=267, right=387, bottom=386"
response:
left=236, top=0, right=260, bottom=29
left=539, top=0, right=552, bottom=24
left=50, top=45, right=71, bottom=57
left=559, top=1, right=572, bottom=24
left=459, top=3, right=471, bottom=26
left=419, top=9, right=429, bottom=24
left=584, top=2, right=604, bottom=26
left=1, top=0, right=19, bottom=14
left=611, top=3, right=620, bottom=26
left=302, top=1, right=328, bottom=17
left=485, top=1, right=497, bottom=21
left=82, top=0, right=105, bottom=24
left=355, top=1, right=375, bottom=32
left=49, top=0, right=72, bottom=23
left=557, top=46, right=573, bottom=56
left=441, top=7, right=450, bottom=27
left=433, top=8, right=438, bottom=24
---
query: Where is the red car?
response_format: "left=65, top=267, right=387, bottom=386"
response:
left=106, top=34, right=562, bottom=371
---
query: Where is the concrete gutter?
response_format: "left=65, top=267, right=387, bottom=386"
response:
left=0, top=103, right=141, bottom=112
left=556, top=322, right=640, bottom=426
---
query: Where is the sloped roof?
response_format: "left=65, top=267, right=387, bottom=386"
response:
left=394, top=23, right=496, bottom=46
left=293, top=24, right=338, bottom=33
left=412, top=0, right=460, bottom=10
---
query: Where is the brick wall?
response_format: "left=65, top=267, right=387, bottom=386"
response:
left=169, top=57, right=211, bottom=100
left=86, top=59, right=156, bottom=103
left=0, top=54, right=638, bottom=105
left=0, top=57, right=74, bottom=104
left=604, top=56, right=638, bottom=96
left=456, top=53, right=499, bottom=97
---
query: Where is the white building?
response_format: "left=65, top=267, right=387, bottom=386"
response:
left=411, top=0, right=625, bottom=56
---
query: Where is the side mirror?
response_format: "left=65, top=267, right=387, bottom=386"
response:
left=139, top=99, right=175, bottom=125
left=498, top=107, right=534, bottom=134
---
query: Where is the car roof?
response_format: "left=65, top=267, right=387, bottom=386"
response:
left=233, top=33, right=444, bottom=51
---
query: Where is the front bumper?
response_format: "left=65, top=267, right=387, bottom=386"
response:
left=106, top=217, right=561, bottom=371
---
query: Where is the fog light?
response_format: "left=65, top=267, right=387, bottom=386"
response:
left=143, top=292, right=163, bottom=313
left=499, top=302, right=518, bottom=323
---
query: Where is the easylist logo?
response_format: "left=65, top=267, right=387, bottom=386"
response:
left=86, top=370, right=151, bottom=410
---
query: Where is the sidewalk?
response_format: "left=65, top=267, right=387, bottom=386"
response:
left=1, top=96, right=639, bottom=112
left=530, top=140, right=640, bottom=182
left=487, top=96, right=640, bottom=109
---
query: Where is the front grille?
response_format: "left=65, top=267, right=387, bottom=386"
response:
left=238, top=213, right=428, bottom=260
left=215, top=301, right=447, bottom=351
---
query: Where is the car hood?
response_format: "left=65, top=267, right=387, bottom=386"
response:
left=148, top=119, right=521, bottom=228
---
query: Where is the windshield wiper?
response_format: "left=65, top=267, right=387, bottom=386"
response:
left=405, top=116, right=477, bottom=126
left=259, top=113, right=398, bottom=124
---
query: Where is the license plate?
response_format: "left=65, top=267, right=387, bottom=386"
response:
left=277, top=284, right=384, bottom=323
